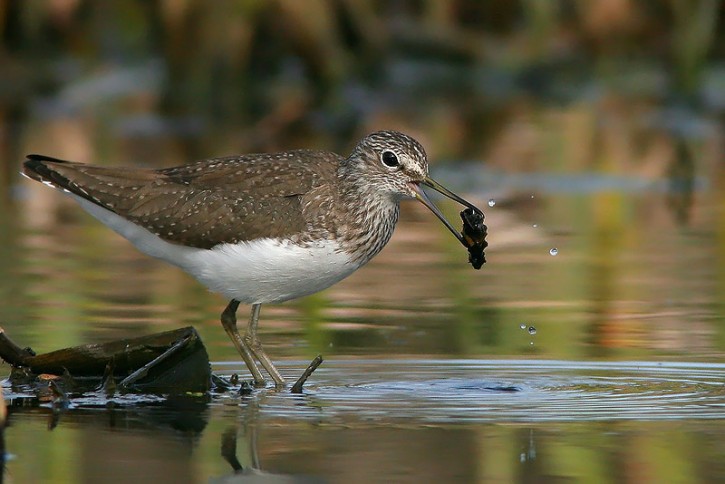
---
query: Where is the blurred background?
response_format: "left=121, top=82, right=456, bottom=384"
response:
left=1, top=0, right=723, bottom=359
left=1, top=0, right=722, bottom=181
left=0, top=1, right=724, bottom=483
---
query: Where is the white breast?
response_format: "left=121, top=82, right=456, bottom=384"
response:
left=71, top=194, right=362, bottom=304
left=181, top=238, right=360, bottom=303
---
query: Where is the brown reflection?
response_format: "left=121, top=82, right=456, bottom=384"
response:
left=258, top=424, right=478, bottom=483
left=4, top=396, right=209, bottom=483
left=213, top=399, right=325, bottom=483
left=212, top=387, right=481, bottom=482
left=220, top=427, right=245, bottom=474
left=79, top=410, right=200, bottom=483
left=585, top=193, right=630, bottom=358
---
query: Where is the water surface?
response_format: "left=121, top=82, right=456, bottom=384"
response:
left=2, top=179, right=725, bottom=482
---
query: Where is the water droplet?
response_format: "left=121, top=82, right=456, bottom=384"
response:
left=549, top=248, right=558, bottom=256
left=528, top=326, right=537, bottom=335
left=487, top=198, right=496, bottom=207
left=530, top=195, right=535, bottom=199
left=530, top=341, right=534, bottom=345
left=519, top=324, right=526, bottom=330
left=532, top=224, right=538, bottom=228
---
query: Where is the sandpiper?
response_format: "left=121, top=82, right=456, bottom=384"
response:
left=22, top=131, right=485, bottom=387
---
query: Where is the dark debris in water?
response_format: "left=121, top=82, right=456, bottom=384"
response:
left=0, top=325, right=325, bottom=408
left=0, top=326, right=212, bottom=402
left=460, top=207, right=488, bottom=269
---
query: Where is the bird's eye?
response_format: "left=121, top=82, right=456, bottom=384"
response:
left=381, top=151, right=399, bottom=168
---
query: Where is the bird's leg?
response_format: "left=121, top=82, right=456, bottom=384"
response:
left=244, top=304, right=286, bottom=387
left=220, top=300, right=265, bottom=386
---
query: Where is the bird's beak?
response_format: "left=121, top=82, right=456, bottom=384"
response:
left=410, top=177, right=481, bottom=244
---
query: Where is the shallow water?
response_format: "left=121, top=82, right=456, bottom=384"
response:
left=2, top=173, right=725, bottom=482
left=248, top=359, right=725, bottom=423
left=3, top=359, right=725, bottom=483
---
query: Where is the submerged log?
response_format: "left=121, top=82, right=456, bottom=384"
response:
left=0, top=326, right=211, bottom=393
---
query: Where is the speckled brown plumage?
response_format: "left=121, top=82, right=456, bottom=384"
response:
left=23, top=150, right=343, bottom=249
left=22, top=132, right=435, bottom=263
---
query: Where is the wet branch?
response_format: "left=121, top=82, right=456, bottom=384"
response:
left=291, top=354, right=323, bottom=393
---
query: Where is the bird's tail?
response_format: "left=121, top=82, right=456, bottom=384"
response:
left=22, top=154, right=76, bottom=190
left=22, top=154, right=160, bottom=213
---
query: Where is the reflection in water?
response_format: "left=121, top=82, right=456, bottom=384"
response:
left=7, top=394, right=211, bottom=434
left=520, top=429, right=536, bottom=464
left=220, top=427, right=248, bottom=475
left=4, top=395, right=209, bottom=483
left=215, top=403, right=323, bottom=483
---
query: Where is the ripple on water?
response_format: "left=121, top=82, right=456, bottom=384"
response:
left=237, top=359, right=725, bottom=423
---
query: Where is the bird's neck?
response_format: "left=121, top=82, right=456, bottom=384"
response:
left=336, top=170, right=400, bottom=265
